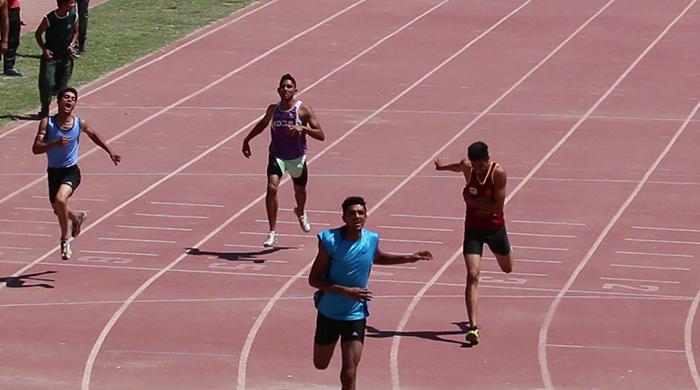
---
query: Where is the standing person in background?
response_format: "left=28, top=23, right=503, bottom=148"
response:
left=0, top=0, right=8, bottom=54
left=76, top=0, right=88, bottom=53
left=2, top=0, right=22, bottom=76
left=241, top=73, right=325, bottom=248
left=434, top=141, right=514, bottom=345
left=35, top=0, right=78, bottom=118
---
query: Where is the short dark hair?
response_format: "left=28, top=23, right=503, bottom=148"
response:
left=57, top=86, right=78, bottom=100
left=279, top=73, right=297, bottom=87
left=57, top=0, right=72, bottom=6
left=341, top=196, right=366, bottom=214
left=467, top=141, right=489, bottom=161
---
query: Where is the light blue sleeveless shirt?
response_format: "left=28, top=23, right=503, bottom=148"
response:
left=316, top=228, right=380, bottom=321
left=46, top=116, right=80, bottom=168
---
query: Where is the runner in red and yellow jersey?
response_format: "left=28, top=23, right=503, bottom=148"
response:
left=435, top=141, right=514, bottom=345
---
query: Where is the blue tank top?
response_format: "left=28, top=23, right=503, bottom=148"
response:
left=46, top=115, right=80, bottom=168
left=316, top=228, right=380, bottom=321
left=269, top=100, right=307, bottom=160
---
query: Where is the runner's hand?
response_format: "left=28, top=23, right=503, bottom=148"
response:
left=242, top=141, right=251, bottom=158
left=110, top=153, right=121, bottom=166
left=289, top=124, right=305, bottom=135
left=409, top=251, right=433, bottom=262
left=55, top=136, right=70, bottom=146
left=434, top=158, right=447, bottom=170
left=42, top=48, right=54, bottom=59
left=345, top=287, right=373, bottom=301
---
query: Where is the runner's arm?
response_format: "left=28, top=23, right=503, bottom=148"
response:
left=242, top=104, right=275, bottom=158
left=375, top=249, right=432, bottom=265
left=434, top=158, right=469, bottom=173
left=32, top=118, right=65, bottom=154
left=81, top=119, right=121, bottom=165
left=292, top=103, right=325, bottom=141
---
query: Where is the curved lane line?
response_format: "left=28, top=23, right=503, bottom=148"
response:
left=685, top=288, right=700, bottom=389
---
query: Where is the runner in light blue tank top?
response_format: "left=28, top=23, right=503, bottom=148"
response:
left=32, top=87, right=121, bottom=260
left=316, top=227, right=379, bottom=321
left=308, top=196, right=433, bottom=390
left=241, top=74, right=326, bottom=248
left=45, top=114, right=81, bottom=168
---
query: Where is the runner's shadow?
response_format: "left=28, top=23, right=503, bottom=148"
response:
left=366, top=321, right=473, bottom=348
left=186, top=247, right=295, bottom=263
left=0, top=270, right=57, bottom=288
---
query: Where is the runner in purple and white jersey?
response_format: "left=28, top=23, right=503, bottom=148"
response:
left=242, top=74, right=325, bottom=247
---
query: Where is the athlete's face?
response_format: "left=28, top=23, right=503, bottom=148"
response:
left=58, top=92, right=77, bottom=114
left=277, top=80, right=297, bottom=100
left=343, top=204, right=367, bottom=232
left=470, top=159, right=490, bottom=176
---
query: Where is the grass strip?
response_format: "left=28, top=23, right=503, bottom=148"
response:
left=0, top=0, right=251, bottom=126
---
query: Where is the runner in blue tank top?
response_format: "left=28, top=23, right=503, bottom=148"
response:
left=242, top=74, right=325, bottom=248
left=32, top=87, right=121, bottom=260
left=309, top=196, right=433, bottom=390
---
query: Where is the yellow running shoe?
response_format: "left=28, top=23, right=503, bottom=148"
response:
left=465, top=327, right=480, bottom=345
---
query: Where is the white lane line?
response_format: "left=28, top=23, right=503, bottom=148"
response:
left=8, top=0, right=369, bottom=301
left=483, top=256, right=562, bottom=264
left=223, top=243, right=302, bottom=250
left=150, top=201, right=224, bottom=208
left=0, top=219, right=54, bottom=224
left=513, top=245, right=569, bottom=251
left=482, top=270, right=548, bottom=277
left=685, top=287, right=700, bottom=389
left=117, top=225, right=193, bottom=232
left=0, top=231, right=51, bottom=237
left=13, top=207, right=52, bottom=211
left=633, top=226, right=700, bottom=233
left=239, top=231, right=315, bottom=239
left=380, top=238, right=443, bottom=244
left=104, top=349, right=236, bottom=358
left=378, top=225, right=453, bottom=232
left=547, top=343, right=684, bottom=354
left=511, top=219, right=586, bottom=226
left=135, top=213, right=210, bottom=219
left=390, top=213, right=462, bottom=220
left=254, top=219, right=331, bottom=226
left=78, top=1, right=450, bottom=387
left=79, top=250, right=159, bottom=257
left=610, top=264, right=690, bottom=271
left=509, top=232, right=577, bottom=238
left=206, top=255, right=287, bottom=264
left=626, top=238, right=700, bottom=245
left=0, top=246, right=31, bottom=250
left=539, top=31, right=700, bottom=381
left=374, top=264, right=418, bottom=270
left=278, top=207, right=340, bottom=215
left=31, top=195, right=106, bottom=202
left=0, top=0, right=279, bottom=139
left=97, top=237, right=176, bottom=244
left=599, top=277, right=679, bottom=285
left=0, top=1, right=283, bottom=206
left=616, top=250, right=694, bottom=258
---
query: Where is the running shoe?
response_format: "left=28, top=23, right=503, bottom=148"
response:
left=294, top=207, right=311, bottom=232
left=72, top=212, right=87, bottom=237
left=465, top=327, right=480, bottom=345
left=263, top=231, right=278, bottom=248
left=60, top=239, right=72, bottom=260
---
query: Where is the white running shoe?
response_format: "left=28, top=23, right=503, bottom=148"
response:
left=294, top=207, right=311, bottom=233
left=60, top=239, right=72, bottom=260
left=263, top=231, right=278, bottom=248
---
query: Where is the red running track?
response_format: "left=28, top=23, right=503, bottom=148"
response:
left=0, top=0, right=699, bottom=389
